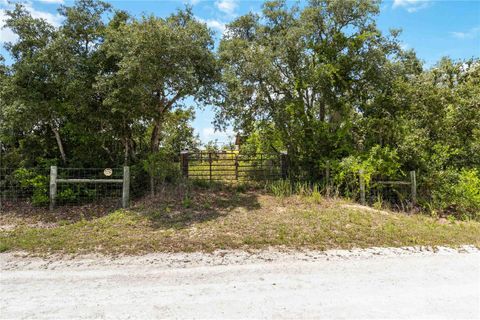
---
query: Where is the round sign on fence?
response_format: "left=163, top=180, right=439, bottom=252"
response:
left=104, top=168, right=113, bottom=177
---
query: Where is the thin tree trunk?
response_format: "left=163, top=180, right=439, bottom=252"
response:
left=150, top=175, right=155, bottom=197
left=52, top=125, right=66, bottom=164
left=149, top=118, right=163, bottom=197
left=319, top=101, right=326, bottom=122
left=150, top=119, right=163, bottom=153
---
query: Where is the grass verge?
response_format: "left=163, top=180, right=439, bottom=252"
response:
left=1, top=187, right=479, bottom=255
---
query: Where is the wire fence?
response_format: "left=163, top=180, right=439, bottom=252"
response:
left=0, top=167, right=49, bottom=210
left=1, top=154, right=417, bottom=213
left=368, top=176, right=416, bottom=211
left=0, top=167, right=125, bottom=211
left=54, top=168, right=124, bottom=207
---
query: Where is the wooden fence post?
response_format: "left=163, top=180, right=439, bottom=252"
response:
left=235, top=154, right=239, bottom=180
left=181, top=150, right=189, bottom=178
left=208, top=152, right=212, bottom=182
left=280, top=151, right=288, bottom=179
left=325, top=160, right=330, bottom=197
left=122, top=166, right=130, bottom=209
left=49, top=166, right=57, bottom=210
left=359, top=169, right=366, bottom=205
left=410, top=170, right=417, bottom=206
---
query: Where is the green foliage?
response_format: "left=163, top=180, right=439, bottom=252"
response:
left=332, top=146, right=402, bottom=198
left=57, top=188, right=78, bottom=202
left=1, top=0, right=479, bottom=219
left=431, top=169, right=480, bottom=219
left=217, top=0, right=402, bottom=179
left=0, top=1, right=207, bottom=168
left=13, top=168, right=49, bottom=206
left=143, top=150, right=181, bottom=184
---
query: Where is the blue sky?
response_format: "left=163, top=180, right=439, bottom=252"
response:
left=1, top=0, right=479, bottom=145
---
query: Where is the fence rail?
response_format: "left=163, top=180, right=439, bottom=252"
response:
left=1, top=167, right=129, bottom=211
left=49, top=166, right=130, bottom=209
left=359, top=170, right=417, bottom=208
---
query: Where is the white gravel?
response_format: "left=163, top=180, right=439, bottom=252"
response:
left=1, top=246, right=480, bottom=319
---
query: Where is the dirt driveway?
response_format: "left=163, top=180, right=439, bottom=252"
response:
left=1, top=247, right=479, bottom=319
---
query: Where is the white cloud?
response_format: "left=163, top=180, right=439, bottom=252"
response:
left=200, top=127, right=234, bottom=144
left=0, top=1, right=63, bottom=44
left=26, top=3, right=63, bottom=27
left=400, top=42, right=409, bottom=50
left=392, top=0, right=430, bottom=13
left=38, top=0, right=64, bottom=4
left=198, top=17, right=226, bottom=34
left=450, top=26, right=480, bottom=39
left=215, top=0, right=237, bottom=15
left=183, top=0, right=201, bottom=5
left=0, top=9, right=18, bottom=43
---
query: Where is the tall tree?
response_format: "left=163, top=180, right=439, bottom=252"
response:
left=2, top=3, right=67, bottom=164
left=217, top=0, right=403, bottom=178
left=99, top=8, right=218, bottom=154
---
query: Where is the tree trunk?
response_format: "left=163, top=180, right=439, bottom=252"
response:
left=150, top=119, right=163, bottom=153
left=150, top=174, right=155, bottom=197
left=319, top=101, right=326, bottom=122
left=149, top=117, right=163, bottom=198
left=51, top=125, right=67, bottom=164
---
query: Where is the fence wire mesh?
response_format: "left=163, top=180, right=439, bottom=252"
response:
left=55, top=168, right=124, bottom=207
left=0, top=167, right=124, bottom=211
left=0, top=168, right=49, bottom=211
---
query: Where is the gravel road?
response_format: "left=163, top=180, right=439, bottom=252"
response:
left=1, top=247, right=479, bottom=319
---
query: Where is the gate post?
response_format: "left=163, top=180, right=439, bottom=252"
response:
left=181, top=150, right=189, bottom=178
left=235, top=154, right=239, bottom=180
left=122, top=166, right=130, bottom=209
left=280, top=151, right=288, bottom=179
left=359, top=169, right=366, bottom=205
left=208, top=152, right=212, bottom=182
left=325, top=160, right=331, bottom=197
left=49, top=166, right=57, bottom=210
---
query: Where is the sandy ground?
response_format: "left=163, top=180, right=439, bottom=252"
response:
left=1, top=246, right=480, bottom=319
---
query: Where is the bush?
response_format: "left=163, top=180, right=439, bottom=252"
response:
left=332, top=145, right=402, bottom=199
left=430, top=168, right=480, bottom=219
left=57, top=188, right=78, bottom=202
left=13, top=168, right=49, bottom=206
left=143, top=151, right=181, bottom=184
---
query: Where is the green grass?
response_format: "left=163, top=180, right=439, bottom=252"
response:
left=1, top=188, right=479, bottom=255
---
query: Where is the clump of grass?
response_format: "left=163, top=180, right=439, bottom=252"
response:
left=267, top=180, right=323, bottom=203
left=0, top=242, right=10, bottom=253
left=309, top=184, right=322, bottom=204
left=182, top=196, right=191, bottom=208
left=266, top=179, right=293, bottom=197
left=373, top=194, right=383, bottom=210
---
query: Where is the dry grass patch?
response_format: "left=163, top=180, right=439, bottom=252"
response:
left=1, top=187, right=479, bottom=255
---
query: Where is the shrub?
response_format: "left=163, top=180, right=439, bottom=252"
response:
left=13, top=168, right=49, bottom=206
left=332, top=145, right=402, bottom=200
left=454, top=169, right=480, bottom=217
left=143, top=151, right=181, bottom=184
left=430, top=168, right=480, bottom=219
left=57, top=188, right=78, bottom=202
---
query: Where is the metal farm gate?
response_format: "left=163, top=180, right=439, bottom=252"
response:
left=180, top=151, right=288, bottom=182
